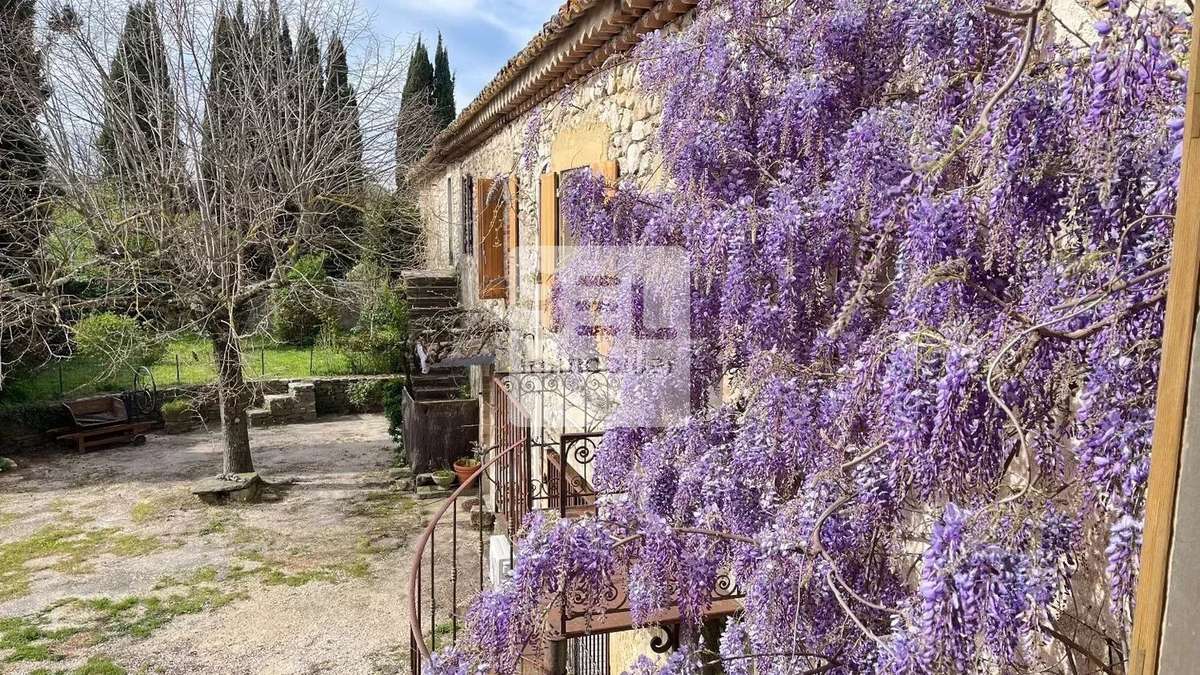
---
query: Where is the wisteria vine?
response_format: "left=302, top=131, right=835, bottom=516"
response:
left=434, top=0, right=1190, bottom=672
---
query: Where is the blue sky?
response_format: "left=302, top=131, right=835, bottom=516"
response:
left=365, top=0, right=562, bottom=112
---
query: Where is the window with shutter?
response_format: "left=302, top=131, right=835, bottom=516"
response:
left=539, top=160, right=618, bottom=331
left=539, top=172, right=559, bottom=329
left=475, top=177, right=507, bottom=300
left=460, top=175, right=474, bottom=256
left=446, top=177, right=454, bottom=264
left=507, top=175, right=519, bottom=302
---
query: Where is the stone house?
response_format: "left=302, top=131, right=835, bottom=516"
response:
left=405, top=2, right=715, bottom=670
left=402, top=0, right=1182, bottom=672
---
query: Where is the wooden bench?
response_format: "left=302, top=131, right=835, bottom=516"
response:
left=56, top=396, right=155, bottom=452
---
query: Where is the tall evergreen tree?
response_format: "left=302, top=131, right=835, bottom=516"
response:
left=0, top=0, right=48, bottom=270
left=431, top=33, right=455, bottom=130
left=97, top=2, right=179, bottom=198
left=401, top=38, right=433, bottom=109
left=0, top=0, right=50, bottom=373
left=248, top=0, right=293, bottom=194
left=200, top=4, right=250, bottom=207
left=293, top=20, right=323, bottom=169
left=395, top=36, right=437, bottom=187
left=320, top=35, right=365, bottom=274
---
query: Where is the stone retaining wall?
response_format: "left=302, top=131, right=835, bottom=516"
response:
left=0, top=375, right=400, bottom=456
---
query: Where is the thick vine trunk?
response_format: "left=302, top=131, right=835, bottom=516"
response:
left=211, top=323, right=254, bottom=475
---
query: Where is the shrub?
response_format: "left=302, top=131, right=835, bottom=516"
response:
left=72, top=313, right=166, bottom=375
left=160, top=399, right=193, bottom=419
left=381, top=378, right=406, bottom=445
left=363, top=191, right=423, bottom=272
left=272, top=254, right=336, bottom=346
left=337, top=283, right=410, bottom=374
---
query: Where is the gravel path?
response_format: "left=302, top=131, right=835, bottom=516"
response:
left=0, top=415, right=447, bottom=674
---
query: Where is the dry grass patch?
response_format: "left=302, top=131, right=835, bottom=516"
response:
left=129, top=490, right=198, bottom=524
left=0, top=524, right=162, bottom=602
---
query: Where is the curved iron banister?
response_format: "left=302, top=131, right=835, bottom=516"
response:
left=407, top=437, right=523, bottom=668
left=408, top=371, right=617, bottom=673
left=408, top=375, right=533, bottom=672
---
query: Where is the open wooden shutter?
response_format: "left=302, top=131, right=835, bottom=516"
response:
left=507, top=176, right=519, bottom=302
left=592, top=160, right=619, bottom=198
left=475, top=178, right=506, bottom=300
left=539, top=172, right=559, bottom=329
left=589, top=161, right=620, bottom=354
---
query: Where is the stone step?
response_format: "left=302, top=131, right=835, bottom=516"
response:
left=409, top=313, right=458, bottom=325
left=248, top=408, right=273, bottom=428
left=414, top=385, right=464, bottom=399
left=409, top=304, right=458, bottom=315
left=407, top=296, right=458, bottom=309
left=404, top=275, right=459, bottom=288
left=406, top=285, right=459, bottom=299
left=411, top=374, right=465, bottom=386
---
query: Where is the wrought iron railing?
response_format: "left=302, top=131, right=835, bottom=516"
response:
left=406, top=371, right=747, bottom=674
left=407, top=382, right=530, bottom=675
left=494, top=375, right=534, bottom=538
left=408, top=373, right=617, bottom=674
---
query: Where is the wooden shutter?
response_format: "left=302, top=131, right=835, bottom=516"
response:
left=475, top=178, right=506, bottom=300
left=507, top=176, right=519, bottom=302
left=588, top=161, right=620, bottom=354
left=539, top=172, right=559, bottom=329
left=591, top=160, right=619, bottom=198
left=461, top=176, right=475, bottom=255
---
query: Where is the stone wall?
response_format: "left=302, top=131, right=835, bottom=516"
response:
left=250, top=381, right=319, bottom=428
left=413, top=12, right=692, bottom=374
left=0, top=375, right=400, bottom=456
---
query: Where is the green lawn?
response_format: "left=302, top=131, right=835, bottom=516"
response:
left=4, top=337, right=372, bottom=403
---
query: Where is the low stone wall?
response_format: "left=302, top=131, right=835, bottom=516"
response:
left=0, top=405, right=73, bottom=455
left=0, top=375, right=401, bottom=456
left=249, top=381, right=319, bottom=428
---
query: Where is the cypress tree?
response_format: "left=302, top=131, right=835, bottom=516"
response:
left=248, top=0, right=293, bottom=193
left=0, top=0, right=48, bottom=266
left=0, top=0, right=50, bottom=374
left=401, top=38, right=433, bottom=109
left=395, top=36, right=436, bottom=187
left=97, top=1, right=179, bottom=197
left=293, top=21, right=323, bottom=167
left=320, top=36, right=365, bottom=275
left=432, top=33, right=455, bottom=130
left=200, top=6, right=247, bottom=206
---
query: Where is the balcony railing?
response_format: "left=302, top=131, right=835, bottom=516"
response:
left=408, top=372, right=617, bottom=673
left=406, top=410, right=527, bottom=674
left=406, top=370, right=741, bottom=674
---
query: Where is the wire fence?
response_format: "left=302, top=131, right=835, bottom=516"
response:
left=2, top=342, right=403, bottom=403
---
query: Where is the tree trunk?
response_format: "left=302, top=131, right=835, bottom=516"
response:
left=211, top=322, right=254, bottom=474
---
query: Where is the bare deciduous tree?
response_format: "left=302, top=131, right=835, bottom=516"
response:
left=1, top=0, right=432, bottom=475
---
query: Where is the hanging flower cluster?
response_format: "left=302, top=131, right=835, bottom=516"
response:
left=435, top=0, right=1189, bottom=672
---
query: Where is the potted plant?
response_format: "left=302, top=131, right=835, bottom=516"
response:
left=453, top=457, right=480, bottom=485
left=432, top=469, right=456, bottom=489
left=161, top=399, right=197, bottom=435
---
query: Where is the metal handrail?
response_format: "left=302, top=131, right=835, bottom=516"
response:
left=407, top=435, right=526, bottom=668
left=407, top=371, right=612, bottom=672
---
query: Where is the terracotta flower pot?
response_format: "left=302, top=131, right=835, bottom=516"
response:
left=453, top=459, right=480, bottom=486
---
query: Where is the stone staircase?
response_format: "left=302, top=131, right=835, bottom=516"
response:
left=248, top=381, right=317, bottom=427
left=404, top=272, right=470, bottom=402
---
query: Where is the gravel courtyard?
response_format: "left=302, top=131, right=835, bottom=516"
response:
left=0, top=415, right=435, bottom=674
